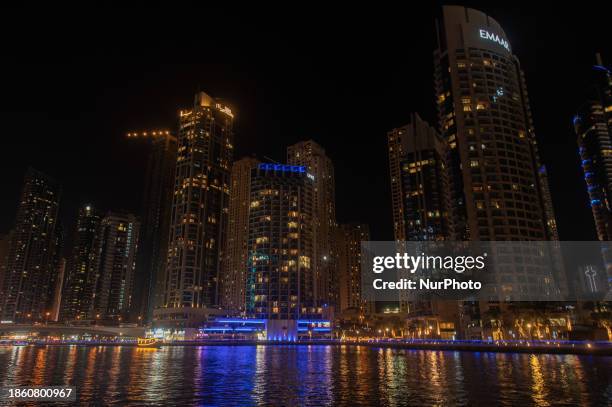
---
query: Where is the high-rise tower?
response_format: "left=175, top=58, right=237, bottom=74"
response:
left=388, top=113, right=453, bottom=241
left=246, top=163, right=316, bottom=321
left=287, top=140, right=336, bottom=314
left=127, top=130, right=177, bottom=323
left=0, top=169, right=61, bottom=322
left=91, top=212, right=140, bottom=321
left=60, top=204, right=101, bottom=321
left=574, top=54, right=612, bottom=241
left=157, top=91, right=234, bottom=328
left=335, top=223, right=370, bottom=314
left=434, top=6, right=557, bottom=241
left=221, top=157, right=260, bottom=312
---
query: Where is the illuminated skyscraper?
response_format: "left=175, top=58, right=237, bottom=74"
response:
left=91, top=212, right=140, bottom=321
left=335, top=223, right=369, bottom=314
left=156, top=91, right=234, bottom=328
left=0, top=168, right=61, bottom=322
left=60, top=204, right=101, bottom=321
left=221, top=157, right=260, bottom=312
left=246, top=164, right=316, bottom=321
left=574, top=54, right=612, bottom=296
left=388, top=113, right=453, bottom=241
left=127, top=130, right=177, bottom=323
left=287, top=140, right=337, bottom=314
left=0, top=233, right=10, bottom=302
left=434, top=6, right=557, bottom=241
left=574, top=54, right=612, bottom=241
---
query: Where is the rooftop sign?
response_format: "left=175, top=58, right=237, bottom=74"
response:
left=479, top=29, right=509, bottom=51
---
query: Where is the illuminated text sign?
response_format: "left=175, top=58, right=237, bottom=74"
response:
left=479, top=29, right=509, bottom=51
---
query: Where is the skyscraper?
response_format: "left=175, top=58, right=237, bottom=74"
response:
left=335, top=223, right=369, bottom=314
left=60, top=204, right=101, bottom=321
left=388, top=113, right=452, bottom=241
left=574, top=54, right=612, bottom=241
left=221, top=157, right=260, bottom=312
left=287, top=140, right=337, bottom=315
left=127, top=130, right=177, bottom=323
left=156, top=91, right=234, bottom=328
left=0, top=233, right=10, bottom=302
left=387, top=114, right=459, bottom=324
left=246, top=163, right=316, bottom=322
left=434, top=5, right=557, bottom=241
left=91, top=212, right=140, bottom=321
left=0, top=168, right=61, bottom=322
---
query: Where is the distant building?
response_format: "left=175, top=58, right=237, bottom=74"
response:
left=0, top=168, right=62, bottom=322
left=573, top=54, right=612, bottom=241
left=574, top=54, right=612, bottom=296
left=221, top=157, right=260, bottom=312
left=60, top=204, right=101, bottom=321
left=246, top=163, right=317, bottom=327
left=91, top=212, right=140, bottom=321
left=287, top=140, right=337, bottom=315
left=388, top=113, right=452, bottom=241
left=155, top=91, right=234, bottom=329
left=0, top=232, right=10, bottom=300
left=335, top=223, right=369, bottom=314
left=127, top=130, right=177, bottom=323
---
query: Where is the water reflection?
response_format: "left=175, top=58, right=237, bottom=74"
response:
left=0, top=345, right=608, bottom=406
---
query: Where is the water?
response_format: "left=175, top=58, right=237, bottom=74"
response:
left=0, top=345, right=610, bottom=406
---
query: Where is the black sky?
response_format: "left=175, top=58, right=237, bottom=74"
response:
left=0, top=2, right=610, bottom=243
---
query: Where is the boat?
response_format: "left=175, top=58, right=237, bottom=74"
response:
left=137, top=337, right=162, bottom=348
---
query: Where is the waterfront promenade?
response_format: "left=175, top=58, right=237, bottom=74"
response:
left=7, top=338, right=611, bottom=356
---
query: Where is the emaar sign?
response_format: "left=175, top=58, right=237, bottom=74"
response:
left=479, top=29, right=509, bottom=51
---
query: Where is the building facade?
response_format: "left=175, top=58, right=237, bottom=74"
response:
left=0, top=233, right=9, bottom=297
left=0, top=169, right=61, bottom=322
left=287, top=140, right=337, bottom=315
left=335, top=223, right=370, bottom=314
left=127, top=130, right=177, bottom=323
left=246, top=163, right=316, bottom=321
left=434, top=5, right=557, bottom=241
left=573, top=54, right=612, bottom=241
left=60, top=204, right=101, bottom=321
left=91, top=212, right=140, bottom=321
left=157, top=91, right=234, bottom=327
left=221, top=157, right=260, bottom=312
left=388, top=113, right=453, bottom=241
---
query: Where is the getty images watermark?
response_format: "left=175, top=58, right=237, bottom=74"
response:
left=361, top=241, right=612, bottom=302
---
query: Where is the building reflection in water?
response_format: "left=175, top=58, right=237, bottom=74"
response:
left=0, top=345, right=609, bottom=405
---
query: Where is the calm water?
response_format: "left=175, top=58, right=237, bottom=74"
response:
left=0, top=345, right=610, bottom=406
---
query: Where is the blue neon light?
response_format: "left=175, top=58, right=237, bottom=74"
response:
left=215, top=319, right=267, bottom=324
left=201, top=327, right=261, bottom=332
left=258, top=163, right=306, bottom=173
left=297, top=328, right=332, bottom=332
left=297, top=319, right=331, bottom=325
left=593, top=65, right=611, bottom=73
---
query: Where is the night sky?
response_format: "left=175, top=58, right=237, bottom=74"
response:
left=0, top=2, right=610, bottom=245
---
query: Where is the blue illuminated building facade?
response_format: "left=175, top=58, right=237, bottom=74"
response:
left=244, top=163, right=323, bottom=339
left=197, top=318, right=332, bottom=341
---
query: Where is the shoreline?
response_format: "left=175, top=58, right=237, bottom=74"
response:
left=10, top=340, right=611, bottom=356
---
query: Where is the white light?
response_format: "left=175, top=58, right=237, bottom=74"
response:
left=479, top=29, right=509, bottom=51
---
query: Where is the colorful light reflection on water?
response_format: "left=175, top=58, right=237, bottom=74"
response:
left=0, top=345, right=609, bottom=406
